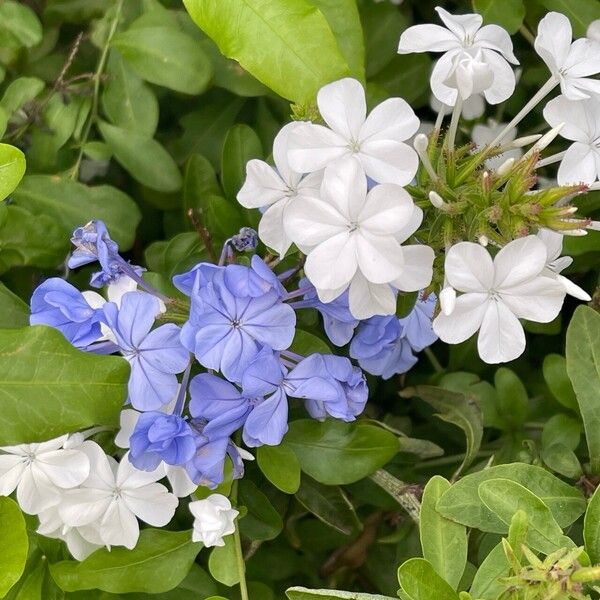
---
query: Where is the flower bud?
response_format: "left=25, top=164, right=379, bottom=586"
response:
left=189, top=494, right=239, bottom=547
left=509, top=134, right=542, bottom=148
left=496, top=157, right=515, bottom=177
left=413, top=133, right=429, bottom=154
left=429, top=191, right=446, bottom=209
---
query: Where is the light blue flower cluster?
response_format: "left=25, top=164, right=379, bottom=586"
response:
left=29, top=220, right=437, bottom=489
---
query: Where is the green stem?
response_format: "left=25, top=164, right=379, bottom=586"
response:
left=230, top=479, right=250, bottom=600
left=370, top=469, right=420, bottom=524
left=424, top=347, right=444, bottom=373
left=70, top=0, right=124, bottom=180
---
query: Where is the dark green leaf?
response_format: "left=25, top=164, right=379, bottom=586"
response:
left=540, top=0, right=600, bottom=36
left=398, top=558, right=459, bottom=600
left=290, top=329, right=331, bottom=355
left=0, top=325, right=128, bottom=444
left=0, top=77, right=44, bottom=116
left=493, top=368, right=528, bottom=429
left=238, top=479, right=283, bottom=541
left=543, top=354, right=578, bottom=411
left=221, top=124, right=263, bottom=200
left=468, top=542, right=508, bottom=600
left=0, top=497, right=28, bottom=597
left=49, top=530, right=201, bottom=593
left=0, top=282, right=29, bottom=328
left=183, top=153, right=222, bottom=228
left=208, top=534, right=238, bottom=587
left=473, top=0, right=525, bottom=34
left=257, top=443, right=301, bottom=494
left=372, top=54, right=432, bottom=107
left=584, top=485, right=600, bottom=564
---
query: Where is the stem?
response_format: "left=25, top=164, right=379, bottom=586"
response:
left=519, top=25, right=535, bottom=45
left=446, top=96, right=463, bottom=151
left=424, top=347, right=443, bottom=373
left=370, top=469, right=420, bottom=524
left=230, top=476, right=250, bottom=600
left=434, top=104, right=446, bottom=131
left=173, top=358, right=193, bottom=416
left=536, top=150, right=566, bottom=168
left=70, top=0, right=124, bottom=180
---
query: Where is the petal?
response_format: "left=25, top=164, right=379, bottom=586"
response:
left=348, top=273, right=396, bottom=319
left=36, top=449, right=90, bottom=488
left=395, top=206, right=424, bottom=244
left=477, top=300, right=526, bottom=364
left=499, top=276, right=565, bottom=321
left=430, top=51, right=460, bottom=106
left=481, top=51, right=516, bottom=105
left=304, top=232, right=358, bottom=290
left=444, top=242, right=493, bottom=292
left=564, top=38, right=600, bottom=77
left=0, top=455, right=25, bottom=496
left=107, top=292, right=160, bottom=349
left=122, top=483, right=177, bottom=526
left=287, top=123, right=348, bottom=173
left=359, top=185, right=415, bottom=235
left=534, top=12, right=573, bottom=72
left=543, top=95, right=597, bottom=143
left=398, top=23, right=461, bottom=53
left=115, top=409, right=140, bottom=449
left=557, top=143, right=598, bottom=185
left=356, top=232, right=405, bottom=284
left=433, top=293, right=489, bottom=344
left=128, top=360, right=178, bottom=411
left=360, top=98, right=419, bottom=143
left=243, top=303, right=296, bottom=350
left=165, top=465, right=197, bottom=497
left=272, top=122, right=301, bottom=183
left=435, top=7, right=483, bottom=40
left=321, top=158, right=368, bottom=221
left=59, top=489, right=112, bottom=526
left=100, top=500, right=140, bottom=549
left=17, top=468, right=61, bottom=514
left=493, top=236, right=547, bottom=289
left=556, top=274, right=592, bottom=301
left=358, top=140, right=419, bottom=186
left=236, top=159, right=288, bottom=208
left=475, top=25, right=519, bottom=63
left=243, top=389, right=289, bottom=447
left=317, top=78, right=365, bottom=139
left=392, top=245, right=435, bottom=292
left=259, top=200, right=293, bottom=258
left=139, top=324, right=189, bottom=373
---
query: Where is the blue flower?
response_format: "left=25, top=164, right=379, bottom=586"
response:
left=399, top=292, right=438, bottom=351
left=172, top=263, right=222, bottom=296
left=286, top=353, right=368, bottom=421
left=223, top=256, right=285, bottom=299
left=30, top=278, right=102, bottom=348
left=102, top=291, right=189, bottom=410
left=129, top=411, right=196, bottom=471
left=68, top=220, right=120, bottom=281
left=180, top=270, right=295, bottom=382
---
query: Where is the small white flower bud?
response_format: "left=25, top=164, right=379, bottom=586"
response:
left=478, top=235, right=489, bottom=247
left=526, top=124, right=564, bottom=158
left=496, top=157, right=515, bottom=177
left=413, top=133, right=429, bottom=154
left=189, top=494, right=239, bottom=547
left=428, top=191, right=445, bottom=209
left=561, top=228, right=587, bottom=236
left=509, top=134, right=542, bottom=148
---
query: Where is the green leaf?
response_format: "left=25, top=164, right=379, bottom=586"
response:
left=398, top=558, right=460, bottom=600
left=401, top=386, right=483, bottom=477
left=541, top=443, right=582, bottom=479
left=145, top=232, right=206, bottom=278
left=0, top=1, right=43, bottom=48
left=221, top=124, right=263, bottom=200
left=0, top=143, right=26, bottom=201
left=539, top=0, right=600, bottom=36
left=112, top=25, right=212, bottom=95
left=308, top=0, right=365, bottom=81
left=584, top=485, right=600, bottom=564
left=0, top=77, right=44, bottom=116
left=566, top=306, right=600, bottom=474
left=285, top=419, right=399, bottom=485
left=507, top=510, right=529, bottom=564
left=208, top=534, right=238, bottom=587
left=468, top=542, right=508, bottom=600
left=290, top=329, right=331, bottom=355
left=98, top=121, right=182, bottom=192
left=0, top=282, right=29, bottom=328
left=477, top=479, right=571, bottom=554
left=12, top=175, right=141, bottom=250
left=295, top=475, right=360, bottom=535
left=182, top=153, right=222, bottom=227
left=287, top=588, right=395, bottom=599
left=543, top=354, right=578, bottom=411
left=0, top=325, right=128, bottom=444
left=493, top=368, right=528, bottom=429
left=472, top=0, right=525, bottom=34
left=238, top=479, right=283, bottom=541
left=183, top=0, right=351, bottom=104
left=0, top=497, right=28, bottom=597
left=257, top=443, right=301, bottom=494
left=420, top=476, right=467, bottom=590
left=436, top=463, right=586, bottom=533
left=541, top=414, right=581, bottom=451
left=49, top=529, right=201, bottom=594
left=372, top=54, right=432, bottom=107
left=102, top=52, right=159, bottom=136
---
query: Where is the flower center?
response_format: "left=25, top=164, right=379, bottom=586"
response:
left=230, top=318, right=242, bottom=329
left=347, top=138, right=361, bottom=153
left=347, top=221, right=360, bottom=233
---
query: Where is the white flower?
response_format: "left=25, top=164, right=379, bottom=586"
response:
left=472, top=119, right=522, bottom=170
left=59, top=443, right=177, bottom=550
left=189, top=494, right=239, bottom=547
left=398, top=6, right=518, bottom=105
left=285, top=159, right=434, bottom=319
left=537, top=229, right=591, bottom=301
left=236, top=123, right=322, bottom=257
left=115, top=406, right=197, bottom=498
left=588, top=20, right=600, bottom=43
left=0, top=434, right=90, bottom=515
left=433, top=236, right=566, bottom=363
left=543, top=94, right=600, bottom=185
left=287, top=78, right=419, bottom=186
left=535, top=12, right=600, bottom=100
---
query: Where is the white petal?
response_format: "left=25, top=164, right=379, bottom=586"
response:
left=537, top=228, right=563, bottom=263
left=100, top=499, right=139, bottom=549
left=358, top=140, right=418, bottom=186
left=398, top=23, right=461, bottom=53
left=543, top=96, right=597, bottom=143
left=348, top=273, right=396, bottom=319
left=59, top=488, right=112, bottom=526
left=475, top=24, right=519, bottom=63
left=236, top=159, right=288, bottom=208
left=82, top=290, right=106, bottom=310
left=430, top=51, right=460, bottom=106
left=287, top=123, right=349, bottom=173
left=360, top=98, right=419, bottom=143
left=317, top=78, right=365, bottom=140
left=444, top=242, right=493, bottom=292
left=165, top=465, right=197, bottom=497
left=481, top=51, right=516, bottom=105
left=435, top=7, right=483, bottom=40
left=122, top=483, right=177, bottom=526
left=557, top=274, right=592, bottom=301
left=304, top=232, right=358, bottom=290
left=0, top=455, right=25, bottom=496
left=259, top=199, right=293, bottom=258
left=391, top=245, right=435, bottom=292
left=558, top=143, right=598, bottom=185
left=17, top=467, right=61, bottom=514
left=439, top=286, right=457, bottom=315
left=356, top=232, right=405, bottom=284
left=117, top=453, right=164, bottom=489
left=272, top=122, right=302, bottom=183
left=433, top=293, right=489, bottom=344
left=477, top=300, right=526, bottom=364
left=395, top=206, right=423, bottom=244
left=36, top=449, right=90, bottom=489
left=359, top=184, right=415, bottom=235
left=493, top=236, right=546, bottom=289
left=115, top=409, right=140, bottom=449
left=499, top=276, right=565, bottom=321
left=320, top=158, right=367, bottom=221
left=534, top=12, right=572, bottom=73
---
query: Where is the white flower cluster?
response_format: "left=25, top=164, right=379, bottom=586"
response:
left=238, top=7, right=600, bottom=365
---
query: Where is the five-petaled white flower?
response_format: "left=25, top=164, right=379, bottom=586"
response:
left=237, top=123, right=322, bottom=258
left=535, top=12, right=600, bottom=100
left=433, top=236, right=566, bottom=364
left=189, top=494, right=239, bottom=547
left=59, top=443, right=178, bottom=550
left=398, top=6, right=518, bottom=105
left=284, top=159, right=434, bottom=319
left=543, top=95, right=600, bottom=185
left=537, top=229, right=591, bottom=301
left=0, top=434, right=90, bottom=515
left=287, top=78, right=420, bottom=186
